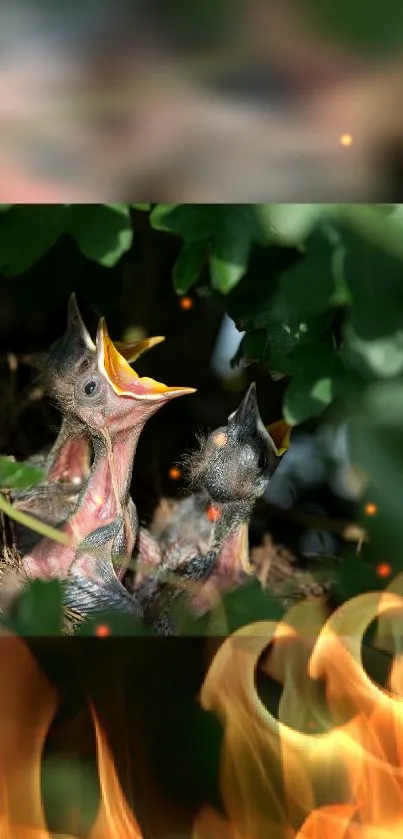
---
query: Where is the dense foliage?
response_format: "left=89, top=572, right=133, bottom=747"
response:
left=2, top=202, right=403, bottom=632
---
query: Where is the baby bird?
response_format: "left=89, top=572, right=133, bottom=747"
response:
left=13, top=294, right=164, bottom=554
left=141, top=382, right=279, bottom=631
left=21, top=313, right=195, bottom=595
left=63, top=383, right=279, bottom=634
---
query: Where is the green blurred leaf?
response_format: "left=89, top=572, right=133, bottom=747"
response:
left=269, top=226, right=350, bottom=322
left=13, top=580, right=63, bottom=635
left=263, top=312, right=334, bottom=374
left=67, top=204, right=133, bottom=266
left=131, top=203, right=151, bottom=211
left=304, top=0, right=403, bottom=53
left=227, top=245, right=302, bottom=331
left=152, top=204, right=264, bottom=293
left=342, top=229, right=403, bottom=378
left=150, top=204, right=221, bottom=241
left=283, top=343, right=345, bottom=424
left=348, top=407, right=403, bottom=556
left=0, top=456, right=45, bottom=490
left=173, top=240, right=208, bottom=294
left=241, top=329, right=268, bottom=364
left=209, top=206, right=258, bottom=293
left=259, top=203, right=334, bottom=245
left=177, top=581, right=284, bottom=636
left=0, top=205, right=66, bottom=276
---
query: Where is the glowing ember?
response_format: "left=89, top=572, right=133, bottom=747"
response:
left=95, top=624, right=111, bottom=638
left=340, top=133, right=353, bottom=147
left=206, top=505, right=221, bottom=522
left=377, top=563, right=392, bottom=579
left=168, top=466, right=182, bottom=480
left=179, top=297, right=194, bottom=310
left=364, top=503, right=377, bottom=517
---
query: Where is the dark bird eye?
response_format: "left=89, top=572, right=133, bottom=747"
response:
left=258, top=451, right=268, bottom=471
left=84, top=380, right=97, bottom=396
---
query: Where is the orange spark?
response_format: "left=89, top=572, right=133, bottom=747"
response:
left=180, top=296, right=193, bottom=310
left=206, top=505, right=221, bottom=522
left=365, top=502, right=377, bottom=517
left=376, top=563, right=392, bottom=579
left=168, top=466, right=182, bottom=480
left=340, top=133, right=353, bottom=147
left=95, top=624, right=111, bottom=637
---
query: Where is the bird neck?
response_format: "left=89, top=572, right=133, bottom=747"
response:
left=47, top=417, right=91, bottom=483
left=210, top=499, right=254, bottom=552
left=70, top=426, right=141, bottom=532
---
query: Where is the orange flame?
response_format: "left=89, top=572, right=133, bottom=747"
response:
left=194, top=582, right=403, bottom=839
left=0, top=631, right=142, bottom=839
left=5, top=574, right=403, bottom=839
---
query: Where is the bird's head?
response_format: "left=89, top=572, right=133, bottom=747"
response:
left=188, top=383, right=278, bottom=504
left=45, top=294, right=195, bottom=440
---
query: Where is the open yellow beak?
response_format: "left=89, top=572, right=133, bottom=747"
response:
left=97, top=319, right=196, bottom=400
left=267, top=419, right=291, bottom=456
left=115, top=335, right=165, bottom=363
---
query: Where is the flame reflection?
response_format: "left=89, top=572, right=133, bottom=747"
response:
left=0, top=631, right=142, bottom=839
left=3, top=579, right=403, bottom=839
left=196, top=587, right=403, bottom=839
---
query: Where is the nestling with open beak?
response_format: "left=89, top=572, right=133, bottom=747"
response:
left=63, top=384, right=278, bottom=633
left=13, top=294, right=166, bottom=554
left=21, top=311, right=195, bottom=595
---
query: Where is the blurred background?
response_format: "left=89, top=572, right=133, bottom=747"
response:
left=2, top=0, right=403, bottom=200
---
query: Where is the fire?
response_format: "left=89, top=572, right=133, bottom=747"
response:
left=195, top=584, right=403, bottom=839
left=0, top=631, right=142, bottom=839
left=4, top=575, right=403, bottom=839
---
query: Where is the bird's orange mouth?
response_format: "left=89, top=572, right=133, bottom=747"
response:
left=267, top=419, right=291, bottom=456
left=97, top=319, right=196, bottom=400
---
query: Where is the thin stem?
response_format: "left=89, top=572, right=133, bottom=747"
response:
left=0, top=492, right=71, bottom=546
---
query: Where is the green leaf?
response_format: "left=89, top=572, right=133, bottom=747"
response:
left=0, top=205, right=66, bottom=276
left=259, top=203, right=334, bottom=245
left=12, top=580, right=63, bottom=635
left=173, top=240, right=208, bottom=294
left=152, top=204, right=263, bottom=294
left=363, top=379, right=403, bottom=426
left=150, top=204, right=221, bottom=241
left=177, top=581, right=284, bottom=636
left=67, top=204, right=133, bottom=266
left=283, top=343, right=345, bottom=424
left=0, top=456, right=45, bottom=490
left=131, top=203, right=151, bottom=211
left=227, top=245, right=302, bottom=331
left=269, top=226, right=349, bottom=322
left=208, top=581, right=284, bottom=635
left=348, top=415, right=403, bottom=557
left=263, top=312, right=334, bottom=374
left=241, top=329, right=268, bottom=364
left=210, top=207, right=257, bottom=293
left=342, top=229, right=403, bottom=377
